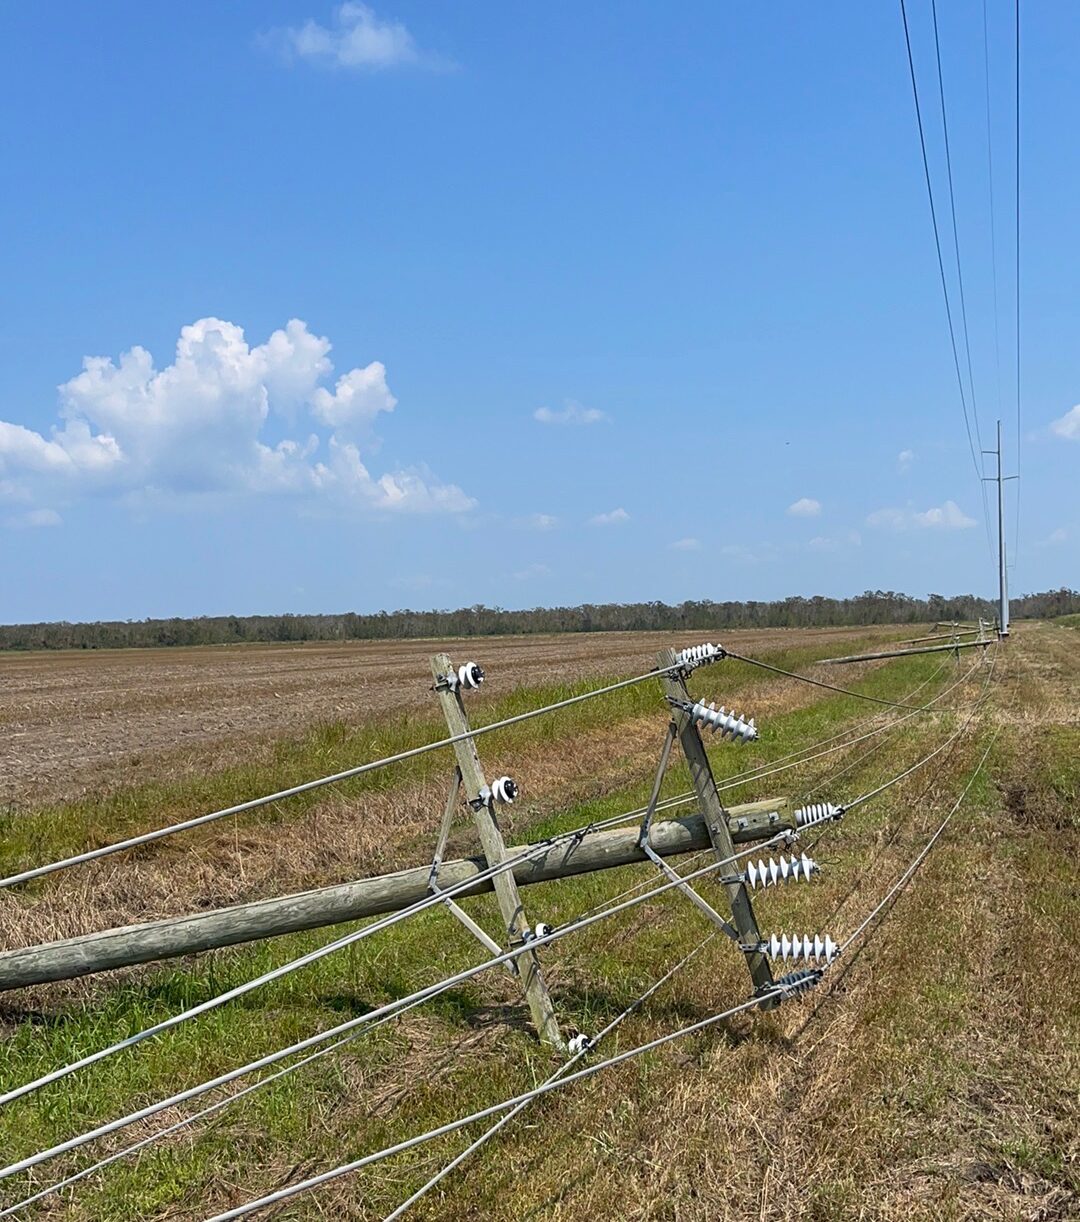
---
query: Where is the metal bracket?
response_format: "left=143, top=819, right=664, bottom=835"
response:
left=637, top=721, right=678, bottom=848
left=641, top=842, right=741, bottom=942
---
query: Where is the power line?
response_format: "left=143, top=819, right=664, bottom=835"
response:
left=0, top=640, right=957, bottom=894
left=721, top=647, right=946, bottom=709
left=898, top=0, right=995, bottom=559
left=842, top=730, right=999, bottom=950
left=382, top=936, right=716, bottom=1221
left=0, top=833, right=793, bottom=1184
left=930, top=0, right=986, bottom=458
left=0, top=662, right=691, bottom=893
left=982, top=0, right=1005, bottom=428
left=203, top=980, right=804, bottom=1222
left=1014, top=0, right=1022, bottom=571
left=204, top=694, right=1006, bottom=1222
left=931, top=0, right=996, bottom=555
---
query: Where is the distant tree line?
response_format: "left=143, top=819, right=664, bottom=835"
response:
left=1, top=588, right=1077, bottom=651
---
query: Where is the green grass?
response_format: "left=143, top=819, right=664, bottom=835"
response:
left=0, top=633, right=1075, bottom=1220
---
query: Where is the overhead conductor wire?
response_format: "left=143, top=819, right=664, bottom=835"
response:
left=212, top=703, right=1007, bottom=1222
left=899, top=0, right=995, bottom=558
left=0, top=663, right=697, bottom=893
left=382, top=936, right=717, bottom=1221
left=0, top=833, right=794, bottom=1184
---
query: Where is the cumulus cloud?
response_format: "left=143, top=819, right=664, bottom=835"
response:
left=590, top=507, right=629, bottom=526
left=1036, top=527, right=1067, bottom=547
left=787, top=497, right=821, bottom=518
left=669, top=537, right=700, bottom=551
left=533, top=401, right=610, bottom=426
left=268, top=3, right=434, bottom=70
left=897, top=448, right=914, bottom=472
left=0, top=317, right=473, bottom=522
left=866, top=500, right=976, bottom=531
left=521, top=512, right=557, bottom=531
left=1050, top=404, right=1080, bottom=440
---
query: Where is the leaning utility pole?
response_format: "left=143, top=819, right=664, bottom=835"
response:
left=983, top=419, right=1017, bottom=639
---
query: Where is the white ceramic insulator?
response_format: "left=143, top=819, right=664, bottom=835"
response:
left=689, top=700, right=758, bottom=743
left=533, top=922, right=554, bottom=939
left=677, top=642, right=723, bottom=669
left=764, top=932, right=838, bottom=965
left=452, top=661, right=484, bottom=690
left=491, top=776, right=518, bottom=804
left=794, top=801, right=843, bottom=827
left=568, top=1033, right=593, bottom=1055
left=744, top=853, right=819, bottom=890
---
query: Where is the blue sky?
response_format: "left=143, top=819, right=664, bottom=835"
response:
left=0, top=1, right=1075, bottom=623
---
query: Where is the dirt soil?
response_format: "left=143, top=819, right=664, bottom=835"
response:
left=0, top=626, right=900, bottom=807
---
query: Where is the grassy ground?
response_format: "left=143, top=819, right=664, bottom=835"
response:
left=0, top=626, right=1076, bottom=1219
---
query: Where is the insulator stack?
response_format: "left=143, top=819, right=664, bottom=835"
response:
left=743, top=853, right=819, bottom=890
left=773, top=969, right=822, bottom=999
left=762, top=932, right=839, bottom=965
left=683, top=700, right=758, bottom=743
left=448, top=661, right=484, bottom=691
left=794, top=801, right=843, bottom=828
left=676, top=642, right=724, bottom=670
left=490, top=776, right=518, bottom=804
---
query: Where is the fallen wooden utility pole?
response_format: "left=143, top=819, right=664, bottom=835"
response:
left=896, top=629, right=980, bottom=646
left=0, top=799, right=791, bottom=992
left=816, top=639, right=992, bottom=666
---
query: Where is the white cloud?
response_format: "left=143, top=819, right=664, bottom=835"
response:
left=0, top=317, right=473, bottom=523
left=520, top=512, right=557, bottom=531
left=897, top=448, right=914, bottom=472
left=913, top=501, right=977, bottom=529
left=669, top=537, right=700, bottom=551
left=1050, top=404, right=1080, bottom=440
left=533, top=401, right=610, bottom=426
left=808, top=530, right=862, bottom=553
left=719, top=543, right=776, bottom=564
left=5, top=507, right=62, bottom=529
left=787, top=497, right=821, bottom=518
left=589, top=507, right=629, bottom=526
left=807, top=535, right=837, bottom=552
left=270, top=3, right=430, bottom=71
left=310, top=362, right=396, bottom=431
left=513, top=563, right=551, bottom=580
left=866, top=500, right=976, bottom=531
left=1036, top=527, right=1067, bottom=548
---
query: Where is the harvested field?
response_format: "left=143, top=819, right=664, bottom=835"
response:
left=0, top=625, right=903, bottom=806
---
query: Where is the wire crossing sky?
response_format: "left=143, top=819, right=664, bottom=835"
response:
left=0, top=2, right=1075, bottom=622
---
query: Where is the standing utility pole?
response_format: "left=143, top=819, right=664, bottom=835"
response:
left=983, top=419, right=1017, bottom=638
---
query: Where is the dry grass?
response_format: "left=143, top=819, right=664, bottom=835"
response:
left=0, top=625, right=1076, bottom=1221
